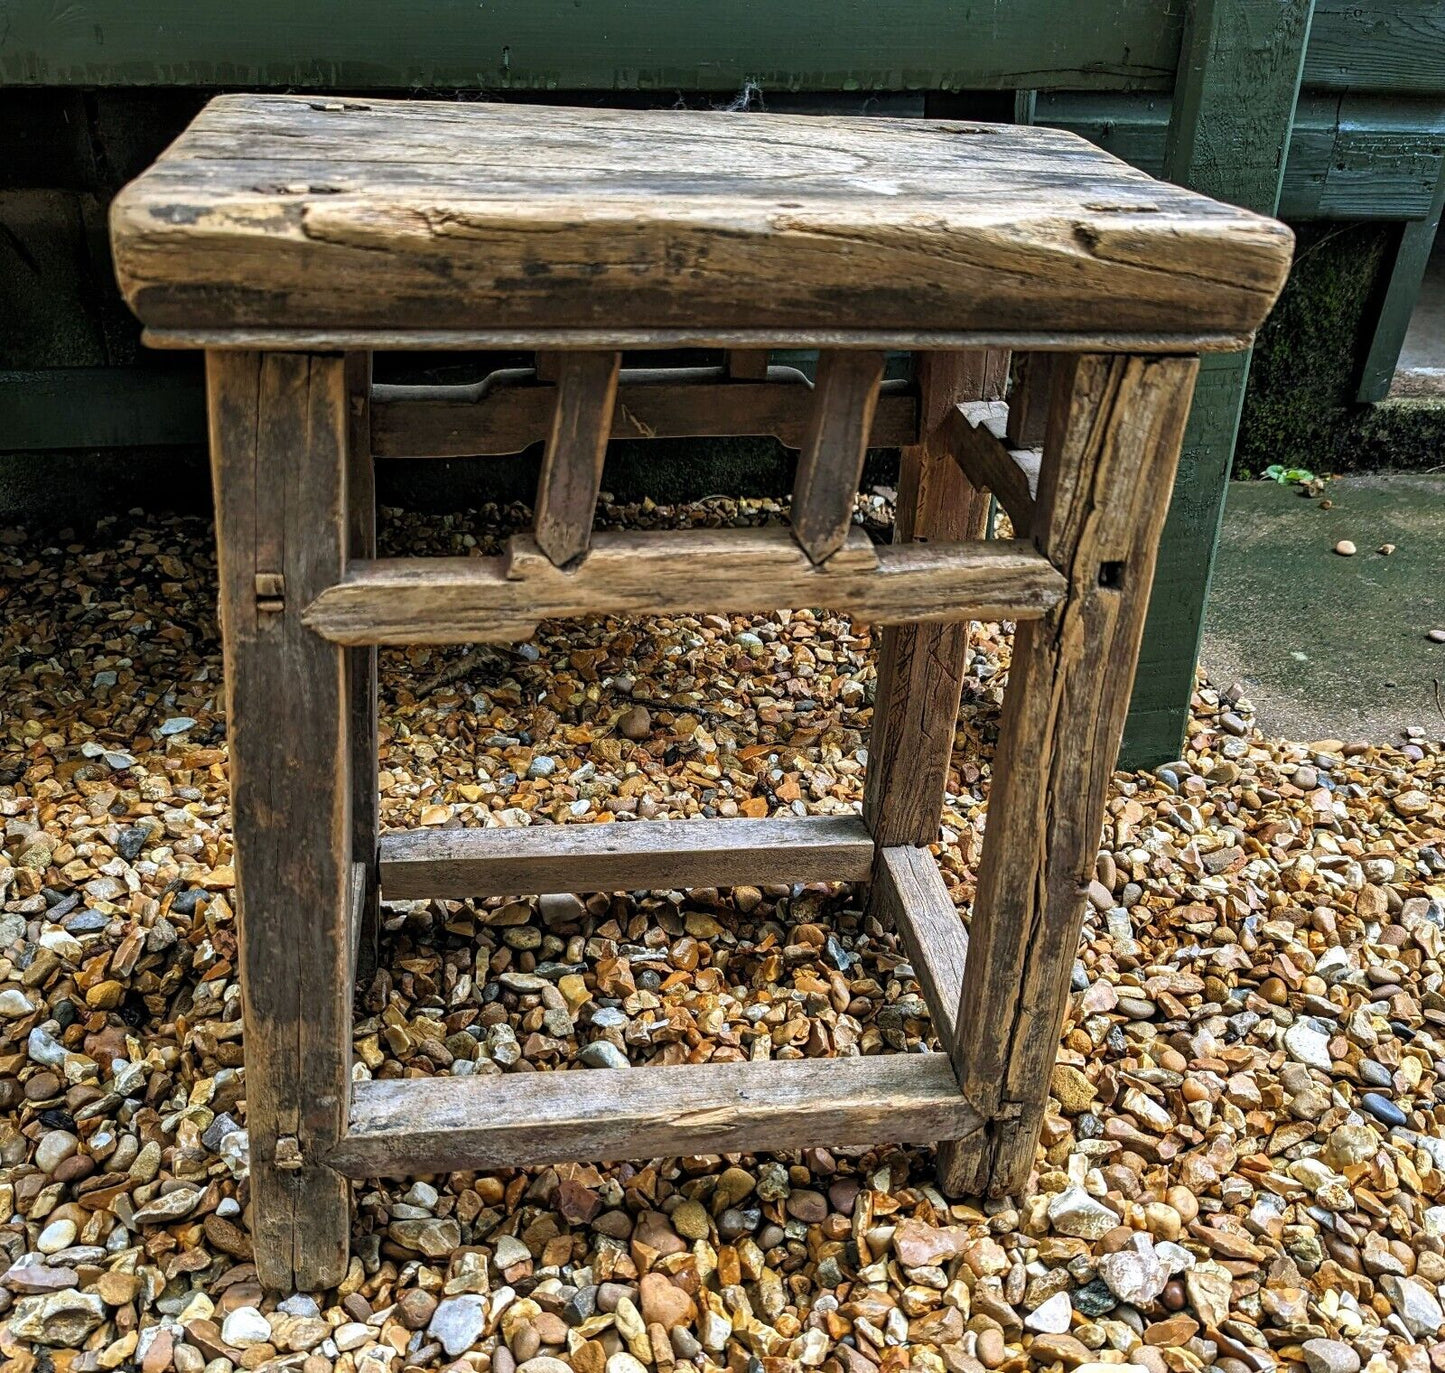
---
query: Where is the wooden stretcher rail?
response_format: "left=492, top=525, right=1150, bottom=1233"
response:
left=370, top=367, right=922, bottom=458
left=873, top=846, right=969, bottom=1047
left=302, top=526, right=1067, bottom=646
left=379, top=814, right=876, bottom=899
left=327, top=1053, right=981, bottom=1177
left=144, top=327, right=1258, bottom=353
left=941, top=400, right=1041, bottom=531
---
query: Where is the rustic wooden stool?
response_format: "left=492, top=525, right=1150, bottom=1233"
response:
left=111, top=94, right=1291, bottom=1290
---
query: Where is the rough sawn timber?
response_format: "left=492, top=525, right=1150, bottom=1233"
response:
left=941, top=353, right=1197, bottom=1197
left=862, top=352, right=1001, bottom=855
left=369, top=368, right=921, bottom=459
left=328, top=1054, right=983, bottom=1177
left=302, top=527, right=1066, bottom=646
left=110, top=95, right=1294, bottom=340
left=206, top=351, right=354, bottom=1291
left=380, top=815, right=876, bottom=899
left=532, top=350, right=621, bottom=566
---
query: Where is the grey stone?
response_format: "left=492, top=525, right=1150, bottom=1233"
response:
left=429, top=1294, right=488, bottom=1357
left=579, top=1040, right=630, bottom=1070
left=1301, top=1339, right=1361, bottom=1373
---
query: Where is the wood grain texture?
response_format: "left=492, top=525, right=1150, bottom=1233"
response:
left=145, top=325, right=1261, bottom=353
left=302, top=528, right=1066, bottom=646
left=346, top=352, right=380, bottom=972
left=206, top=350, right=353, bottom=1290
left=1005, top=353, right=1058, bottom=448
left=790, top=351, right=886, bottom=563
left=380, top=815, right=876, bottom=899
left=942, top=400, right=1040, bottom=532
left=534, top=351, right=621, bottom=566
left=370, top=368, right=921, bottom=459
left=873, top=846, right=968, bottom=1047
left=110, top=95, right=1293, bottom=339
left=862, top=352, right=1002, bottom=853
left=941, top=353, right=1197, bottom=1198
left=327, top=1053, right=982, bottom=1177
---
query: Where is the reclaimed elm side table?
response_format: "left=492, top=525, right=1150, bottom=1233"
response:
left=110, top=94, right=1292, bottom=1290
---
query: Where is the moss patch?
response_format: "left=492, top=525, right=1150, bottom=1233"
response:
left=1240, top=221, right=1445, bottom=474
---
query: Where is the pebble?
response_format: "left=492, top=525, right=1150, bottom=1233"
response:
left=1335, top=539, right=1357, bottom=555
left=1302, top=1339, right=1362, bottom=1373
left=429, top=1294, right=488, bottom=1357
left=1361, top=1091, right=1407, bottom=1127
left=1, top=501, right=1443, bottom=1373
left=1023, top=1291, right=1073, bottom=1334
left=220, top=1306, right=272, bottom=1348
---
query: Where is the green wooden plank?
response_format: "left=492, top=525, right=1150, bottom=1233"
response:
left=1356, top=163, right=1445, bottom=400
left=0, top=367, right=204, bottom=450
left=1120, top=0, right=1315, bottom=771
left=0, top=0, right=1181, bottom=91
left=1040, top=91, right=1445, bottom=219
left=1306, top=0, right=1445, bottom=95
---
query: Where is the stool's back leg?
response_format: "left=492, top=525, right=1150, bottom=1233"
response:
left=534, top=350, right=621, bottom=567
left=346, top=352, right=380, bottom=975
left=208, top=350, right=357, bottom=1290
left=790, top=350, right=886, bottom=564
left=940, top=353, right=1197, bottom=1198
left=863, top=351, right=1003, bottom=853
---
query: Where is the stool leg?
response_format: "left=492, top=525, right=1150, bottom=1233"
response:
left=940, top=353, right=1197, bottom=1197
left=346, top=352, right=380, bottom=974
left=863, top=350, right=1003, bottom=851
left=208, top=350, right=358, bottom=1289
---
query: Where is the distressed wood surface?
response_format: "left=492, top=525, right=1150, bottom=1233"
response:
left=862, top=352, right=1001, bottom=854
left=370, top=368, right=921, bottom=458
left=327, top=1053, right=982, bottom=1177
left=942, top=400, right=1040, bottom=532
left=942, top=353, right=1197, bottom=1198
left=207, top=350, right=353, bottom=1290
left=302, top=528, right=1066, bottom=646
left=1005, top=353, right=1058, bottom=448
left=790, top=351, right=886, bottom=563
left=345, top=352, right=379, bottom=972
left=380, top=815, right=876, bottom=899
left=111, top=95, right=1292, bottom=339
left=145, top=325, right=1263, bottom=353
left=873, top=846, right=968, bottom=1046
left=533, top=351, right=621, bottom=566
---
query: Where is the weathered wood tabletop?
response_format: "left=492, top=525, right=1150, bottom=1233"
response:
left=111, top=94, right=1293, bottom=345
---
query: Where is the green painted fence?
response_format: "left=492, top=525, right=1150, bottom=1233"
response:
left=4, top=0, right=1445, bottom=766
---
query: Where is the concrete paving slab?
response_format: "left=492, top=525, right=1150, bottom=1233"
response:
left=1203, top=475, right=1445, bottom=743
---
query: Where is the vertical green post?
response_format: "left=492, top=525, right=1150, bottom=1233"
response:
left=1120, top=0, right=1315, bottom=767
left=1356, top=164, right=1445, bottom=402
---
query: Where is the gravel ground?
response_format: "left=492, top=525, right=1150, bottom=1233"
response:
left=1, top=499, right=1443, bottom=1373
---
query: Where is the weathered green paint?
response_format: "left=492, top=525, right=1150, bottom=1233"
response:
left=0, top=367, right=205, bottom=450
left=1042, top=92, right=1445, bottom=220
left=1306, top=0, right=1445, bottom=94
left=1357, top=162, right=1445, bottom=400
left=0, top=0, right=1180, bottom=91
left=1120, top=0, right=1315, bottom=771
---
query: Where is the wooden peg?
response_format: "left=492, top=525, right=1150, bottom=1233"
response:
left=533, top=351, right=622, bottom=567
left=790, top=350, right=886, bottom=564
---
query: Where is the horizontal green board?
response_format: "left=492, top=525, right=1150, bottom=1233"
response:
left=1306, top=1, right=1445, bottom=94
left=1042, top=91, right=1445, bottom=219
left=0, top=367, right=204, bottom=450
left=0, top=0, right=1181, bottom=90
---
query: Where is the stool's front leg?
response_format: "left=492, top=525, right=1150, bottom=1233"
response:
left=941, top=353, right=1197, bottom=1197
left=208, top=350, right=358, bottom=1289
